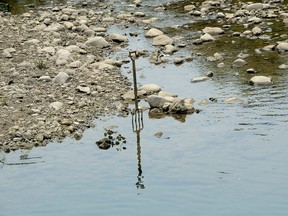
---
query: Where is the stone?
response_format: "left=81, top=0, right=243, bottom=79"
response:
left=164, top=45, right=177, bottom=54
left=68, top=60, right=82, bottom=68
left=85, top=36, right=110, bottom=48
left=49, top=102, right=63, bottom=110
left=276, top=42, right=288, bottom=52
left=3, top=50, right=12, bottom=58
left=202, top=27, right=224, bottom=35
left=246, top=3, right=269, bottom=11
left=110, top=34, right=128, bottom=43
left=249, top=76, right=272, bottom=85
left=56, top=49, right=71, bottom=60
left=152, top=35, right=173, bottom=46
left=283, top=18, right=288, bottom=26
left=39, top=75, right=52, bottom=82
left=145, top=95, right=174, bottom=109
left=168, top=98, right=194, bottom=114
left=76, top=86, right=91, bottom=94
left=247, top=68, right=257, bottom=74
left=191, top=76, right=210, bottom=83
left=145, top=28, right=164, bottom=38
left=252, top=26, right=262, bottom=35
left=279, top=64, right=288, bottom=69
left=232, top=59, right=247, bottom=68
left=224, top=97, right=242, bottom=104
left=200, top=33, right=216, bottom=42
left=60, top=119, right=73, bottom=126
left=139, top=84, right=161, bottom=94
left=53, top=72, right=69, bottom=84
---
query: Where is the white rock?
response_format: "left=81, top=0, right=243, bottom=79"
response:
left=252, top=26, right=262, bottom=35
left=3, top=50, right=12, bottom=58
left=200, top=33, right=216, bottom=42
left=68, top=60, right=82, bottom=68
left=246, top=3, right=269, bottom=11
left=276, top=42, right=288, bottom=52
left=41, top=47, right=55, bottom=55
left=249, top=76, right=272, bottom=85
left=53, top=72, right=69, bottom=84
left=202, top=27, right=224, bottom=35
left=145, top=95, right=174, bottom=108
left=49, top=102, right=63, bottom=110
left=139, top=84, right=161, bottom=94
left=56, top=49, right=71, bottom=60
left=191, top=76, right=210, bottom=83
left=39, top=76, right=52, bottom=82
left=279, top=64, right=288, bottom=69
left=224, top=97, right=242, bottom=104
left=76, top=86, right=91, bottom=94
left=145, top=28, right=164, bottom=38
left=232, top=59, right=247, bottom=68
left=152, top=35, right=173, bottom=46
left=85, top=36, right=110, bottom=48
left=110, top=33, right=128, bottom=43
left=43, top=23, right=65, bottom=32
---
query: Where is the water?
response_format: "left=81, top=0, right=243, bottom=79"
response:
left=1, top=0, right=288, bottom=215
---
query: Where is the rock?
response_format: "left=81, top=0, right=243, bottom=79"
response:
left=168, top=98, right=194, bottom=114
left=110, top=33, right=128, bottom=43
left=158, top=91, right=177, bottom=98
left=85, top=36, right=110, bottom=48
left=252, top=26, right=262, bottom=35
left=139, top=84, right=161, bottom=94
left=56, top=49, right=71, bottom=60
left=76, top=86, right=91, bottom=94
left=96, top=138, right=112, bottom=150
left=154, top=131, right=163, bottom=138
left=145, top=28, right=164, bottom=37
left=60, top=119, right=73, bottom=126
left=246, top=3, right=269, bottom=11
left=283, top=18, right=288, bottom=26
left=134, top=12, right=146, bottom=17
left=41, top=47, right=56, bottom=55
left=224, top=97, right=242, bottom=104
left=68, top=60, right=82, bottom=68
left=202, top=27, right=224, bottom=35
left=164, top=45, right=177, bottom=54
left=53, top=72, right=69, bottom=84
left=200, top=33, right=216, bottom=42
left=43, top=23, right=65, bottom=32
left=249, top=76, right=272, bottom=85
left=184, top=5, right=195, bottom=11
left=3, top=50, right=12, bottom=58
left=152, top=35, right=173, bottom=46
left=247, top=68, right=257, bottom=74
left=145, top=95, right=174, bottom=109
left=276, top=42, right=288, bottom=53
left=49, top=102, right=63, bottom=110
left=232, top=59, right=247, bottom=68
left=39, top=75, right=52, bottom=82
left=191, top=76, right=210, bottom=83
left=279, top=64, right=288, bottom=69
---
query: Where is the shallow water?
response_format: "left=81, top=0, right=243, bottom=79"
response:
left=1, top=0, right=288, bottom=215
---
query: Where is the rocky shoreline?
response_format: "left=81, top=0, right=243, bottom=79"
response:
left=1, top=0, right=288, bottom=153
left=0, top=4, right=134, bottom=152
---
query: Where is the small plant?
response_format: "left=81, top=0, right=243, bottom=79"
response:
left=0, top=96, right=8, bottom=106
left=35, top=59, right=47, bottom=70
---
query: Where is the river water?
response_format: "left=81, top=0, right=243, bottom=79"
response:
left=1, top=0, right=288, bottom=215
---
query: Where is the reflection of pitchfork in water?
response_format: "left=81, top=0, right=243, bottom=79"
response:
left=129, top=51, right=145, bottom=190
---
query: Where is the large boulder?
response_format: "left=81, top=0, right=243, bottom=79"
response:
left=139, top=84, right=161, bottom=94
